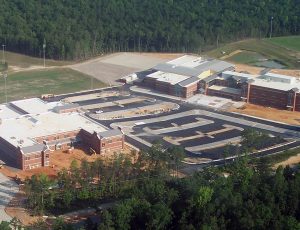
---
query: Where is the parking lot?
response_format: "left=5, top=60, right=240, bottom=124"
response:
left=110, top=108, right=297, bottom=161
left=43, top=87, right=300, bottom=164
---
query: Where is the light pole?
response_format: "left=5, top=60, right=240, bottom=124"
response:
left=2, top=44, right=6, bottom=64
left=43, top=39, right=46, bottom=67
left=91, top=76, right=94, bottom=90
left=1, top=72, right=8, bottom=103
left=270, top=16, right=274, bottom=39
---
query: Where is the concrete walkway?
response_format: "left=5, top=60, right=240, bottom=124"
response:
left=143, top=119, right=214, bottom=135
left=186, top=136, right=242, bottom=152
left=130, top=86, right=184, bottom=101
left=0, top=173, right=18, bottom=222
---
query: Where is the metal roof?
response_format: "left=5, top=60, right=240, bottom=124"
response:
left=53, top=103, right=79, bottom=113
left=178, top=76, right=200, bottom=87
left=202, top=74, right=220, bottom=83
left=21, top=143, right=45, bottom=154
left=98, top=129, right=123, bottom=139
left=154, top=58, right=234, bottom=77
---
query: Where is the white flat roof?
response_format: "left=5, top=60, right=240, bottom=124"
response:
left=265, top=72, right=296, bottom=81
left=222, top=70, right=258, bottom=79
left=0, top=105, right=22, bottom=120
left=209, top=85, right=242, bottom=95
left=167, top=55, right=209, bottom=68
left=10, top=98, right=64, bottom=114
left=146, top=71, right=190, bottom=85
left=252, top=78, right=300, bottom=91
left=0, top=111, right=107, bottom=148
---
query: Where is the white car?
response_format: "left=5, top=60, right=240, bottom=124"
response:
left=95, top=110, right=103, bottom=114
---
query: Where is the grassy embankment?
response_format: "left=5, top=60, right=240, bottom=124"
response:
left=205, top=36, right=300, bottom=69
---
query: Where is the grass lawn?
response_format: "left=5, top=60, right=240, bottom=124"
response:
left=0, top=68, right=107, bottom=103
left=267, top=36, right=300, bottom=52
left=4, top=51, right=72, bottom=68
left=205, top=38, right=300, bottom=69
left=226, top=51, right=265, bottom=64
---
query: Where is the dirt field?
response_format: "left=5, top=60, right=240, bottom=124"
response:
left=234, top=64, right=264, bottom=75
left=5, top=191, right=39, bottom=225
left=274, top=153, right=300, bottom=169
left=270, top=69, right=300, bottom=78
left=231, top=103, right=300, bottom=125
left=0, top=144, right=135, bottom=181
left=69, top=52, right=181, bottom=85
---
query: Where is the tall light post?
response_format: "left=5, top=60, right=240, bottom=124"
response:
left=2, top=44, right=6, bottom=64
left=43, top=39, right=46, bottom=67
left=1, top=72, right=8, bottom=103
left=270, top=16, right=274, bottom=39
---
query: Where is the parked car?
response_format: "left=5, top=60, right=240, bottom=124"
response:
left=95, top=110, right=103, bottom=114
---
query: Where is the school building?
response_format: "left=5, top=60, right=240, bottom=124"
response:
left=0, top=98, right=124, bottom=170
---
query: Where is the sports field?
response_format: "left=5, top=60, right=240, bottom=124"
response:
left=268, top=36, right=300, bottom=52
left=0, top=68, right=106, bottom=103
left=206, top=36, right=300, bottom=69
left=4, top=51, right=72, bottom=68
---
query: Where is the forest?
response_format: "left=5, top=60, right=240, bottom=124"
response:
left=0, top=0, right=299, bottom=60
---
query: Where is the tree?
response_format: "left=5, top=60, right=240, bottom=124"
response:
left=146, top=202, right=173, bottom=230
left=98, top=210, right=115, bottom=230
left=0, top=221, right=12, bottom=230
left=195, top=186, right=214, bottom=208
left=167, top=146, right=185, bottom=178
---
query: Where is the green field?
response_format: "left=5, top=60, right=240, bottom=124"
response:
left=268, top=36, right=300, bottom=52
left=3, top=51, right=72, bottom=68
left=205, top=36, right=300, bottom=69
left=0, top=68, right=106, bottom=103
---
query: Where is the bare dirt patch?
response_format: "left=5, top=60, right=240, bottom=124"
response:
left=274, top=153, right=300, bottom=169
left=0, top=144, right=135, bottom=181
left=5, top=190, right=39, bottom=225
left=270, top=69, right=300, bottom=78
left=231, top=103, right=300, bottom=125
left=70, top=52, right=171, bottom=85
left=234, top=64, right=264, bottom=75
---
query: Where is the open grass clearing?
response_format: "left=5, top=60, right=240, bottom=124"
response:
left=205, top=38, right=300, bottom=69
left=267, top=36, right=300, bottom=52
left=0, top=68, right=106, bottom=103
left=3, top=51, right=72, bottom=68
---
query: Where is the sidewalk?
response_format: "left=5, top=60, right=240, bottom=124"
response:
left=130, top=86, right=184, bottom=101
left=0, top=173, right=19, bottom=222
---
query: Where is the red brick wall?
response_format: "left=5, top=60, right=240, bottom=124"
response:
left=207, top=89, right=241, bottom=101
left=34, top=130, right=80, bottom=144
left=183, top=83, right=198, bottom=98
left=249, top=85, right=288, bottom=109
left=23, top=151, right=43, bottom=170
left=100, top=135, right=124, bottom=153
left=295, top=93, right=300, bottom=112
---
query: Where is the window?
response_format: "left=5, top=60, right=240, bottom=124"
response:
left=102, top=143, right=105, bottom=147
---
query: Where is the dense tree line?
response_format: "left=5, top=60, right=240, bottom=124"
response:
left=0, top=0, right=299, bottom=60
left=2, top=130, right=299, bottom=229
left=23, top=143, right=184, bottom=215
left=98, top=158, right=300, bottom=230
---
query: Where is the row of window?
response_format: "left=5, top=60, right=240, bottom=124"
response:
left=25, top=154, right=41, bottom=161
